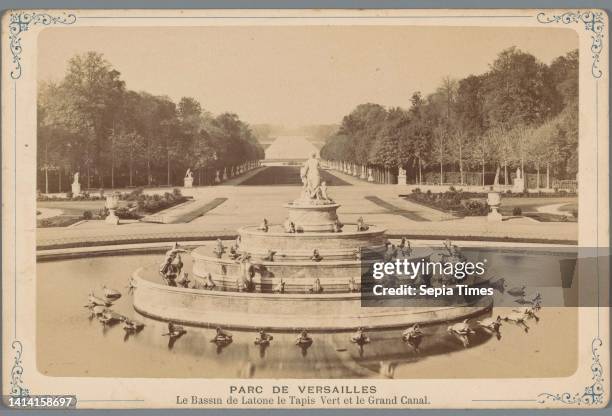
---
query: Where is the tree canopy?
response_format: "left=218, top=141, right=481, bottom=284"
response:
left=320, top=47, right=578, bottom=184
left=38, top=52, right=264, bottom=190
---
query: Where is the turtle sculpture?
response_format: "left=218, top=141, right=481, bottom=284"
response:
left=123, top=318, right=145, bottom=333
left=476, top=316, right=502, bottom=340
left=402, top=324, right=425, bottom=352
left=350, top=327, right=370, bottom=345
left=311, top=249, right=323, bottom=262
left=228, top=245, right=240, bottom=260
left=513, top=307, right=540, bottom=322
left=332, top=219, right=343, bottom=233
left=87, top=291, right=112, bottom=307
left=98, top=309, right=126, bottom=326
left=211, top=327, right=233, bottom=344
left=163, top=322, right=186, bottom=338
left=102, top=285, right=122, bottom=300
left=203, top=272, right=216, bottom=290
left=356, top=217, right=369, bottom=232
left=503, top=311, right=530, bottom=332
left=295, top=329, right=313, bottom=346
left=263, top=250, right=276, bottom=262
left=447, top=319, right=475, bottom=347
left=514, top=297, right=534, bottom=305
left=86, top=304, right=106, bottom=317
left=254, top=329, right=274, bottom=346
left=399, top=238, right=412, bottom=256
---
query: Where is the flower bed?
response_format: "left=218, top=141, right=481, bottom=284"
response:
left=96, top=188, right=188, bottom=220
left=403, top=188, right=489, bottom=217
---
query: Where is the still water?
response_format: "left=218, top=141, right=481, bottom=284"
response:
left=37, top=250, right=577, bottom=379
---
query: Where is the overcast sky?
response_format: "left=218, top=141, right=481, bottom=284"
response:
left=38, top=26, right=577, bottom=127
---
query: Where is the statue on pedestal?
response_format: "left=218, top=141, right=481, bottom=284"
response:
left=297, top=153, right=332, bottom=204
left=512, top=166, right=525, bottom=193
left=71, top=172, right=81, bottom=195
left=184, top=168, right=194, bottom=188
left=398, top=167, right=407, bottom=186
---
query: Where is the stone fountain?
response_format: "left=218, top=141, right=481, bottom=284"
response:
left=132, top=155, right=491, bottom=330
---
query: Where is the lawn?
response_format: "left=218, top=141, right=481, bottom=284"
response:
left=37, top=200, right=128, bottom=216
left=499, top=197, right=578, bottom=214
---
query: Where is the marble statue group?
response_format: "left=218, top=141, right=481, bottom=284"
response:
left=299, top=153, right=332, bottom=203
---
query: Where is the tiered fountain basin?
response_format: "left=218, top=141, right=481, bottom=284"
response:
left=132, top=267, right=492, bottom=331
left=283, top=202, right=341, bottom=232
left=190, top=235, right=433, bottom=293
left=132, top=197, right=493, bottom=330
left=238, top=224, right=386, bottom=254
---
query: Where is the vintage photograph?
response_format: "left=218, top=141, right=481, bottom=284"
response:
left=3, top=8, right=607, bottom=410
left=34, top=24, right=581, bottom=379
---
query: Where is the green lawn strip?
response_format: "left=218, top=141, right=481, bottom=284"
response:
left=239, top=166, right=352, bottom=186
left=498, top=197, right=577, bottom=214
left=364, top=196, right=430, bottom=222
left=175, top=197, right=228, bottom=223
left=37, top=215, right=83, bottom=228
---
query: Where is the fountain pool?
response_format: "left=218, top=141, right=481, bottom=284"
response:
left=36, top=248, right=578, bottom=379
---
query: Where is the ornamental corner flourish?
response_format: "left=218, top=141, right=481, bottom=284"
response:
left=537, top=10, right=606, bottom=79
left=8, top=11, right=77, bottom=80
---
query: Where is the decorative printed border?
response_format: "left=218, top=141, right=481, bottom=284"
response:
left=10, top=341, right=29, bottom=397
left=4, top=9, right=607, bottom=408
left=538, top=338, right=605, bottom=405
left=8, top=11, right=77, bottom=79
left=537, top=10, right=606, bottom=79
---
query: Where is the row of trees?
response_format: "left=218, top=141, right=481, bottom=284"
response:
left=321, top=47, right=578, bottom=186
left=38, top=52, right=264, bottom=192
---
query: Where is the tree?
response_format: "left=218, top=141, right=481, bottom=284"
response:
left=114, top=130, right=145, bottom=187
left=59, top=52, right=126, bottom=187
left=482, top=47, right=553, bottom=128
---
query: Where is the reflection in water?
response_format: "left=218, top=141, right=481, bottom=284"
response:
left=36, top=252, right=575, bottom=378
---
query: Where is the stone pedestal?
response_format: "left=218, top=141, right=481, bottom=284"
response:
left=283, top=202, right=340, bottom=232
left=397, top=174, right=406, bottom=186
left=105, top=210, right=120, bottom=225
left=487, top=192, right=502, bottom=222
left=183, top=177, right=193, bottom=188
left=512, top=177, right=525, bottom=193
left=105, top=194, right=120, bottom=225
left=215, top=171, right=221, bottom=183
left=71, top=183, right=81, bottom=195
left=368, top=168, right=374, bottom=182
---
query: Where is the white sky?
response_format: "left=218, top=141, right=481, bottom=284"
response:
left=38, top=26, right=578, bottom=126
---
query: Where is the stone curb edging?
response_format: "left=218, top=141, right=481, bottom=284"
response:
left=36, top=231, right=577, bottom=251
